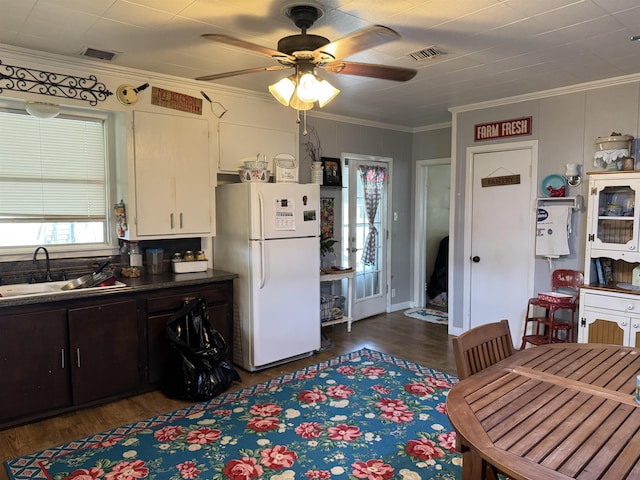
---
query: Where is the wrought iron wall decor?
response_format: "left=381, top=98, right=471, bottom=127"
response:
left=0, top=60, right=112, bottom=105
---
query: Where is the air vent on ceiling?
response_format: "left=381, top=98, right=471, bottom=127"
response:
left=80, top=47, right=120, bottom=61
left=408, top=46, right=445, bottom=61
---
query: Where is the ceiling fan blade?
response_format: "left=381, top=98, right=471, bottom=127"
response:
left=321, top=61, right=417, bottom=82
left=196, top=65, right=291, bottom=82
left=314, top=25, right=400, bottom=62
left=202, top=34, right=295, bottom=62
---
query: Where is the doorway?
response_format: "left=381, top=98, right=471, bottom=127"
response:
left=342, top=154, right=392, bottom=320
left=463, top=141, right=538, bottom=342
left=413, top=158, right=451, bottom=309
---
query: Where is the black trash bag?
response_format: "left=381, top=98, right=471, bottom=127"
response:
left=163, top=297, right=240, bottom=401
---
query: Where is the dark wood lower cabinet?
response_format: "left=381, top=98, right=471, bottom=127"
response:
left=68, top=299, right=140, bottom=405
left=0, top=279, right=233, bottom=429
left=0, top=308, right=71, bottom=421
left=146, top=281, right=233, bottom=386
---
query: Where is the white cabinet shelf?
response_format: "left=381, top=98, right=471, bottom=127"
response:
left=579, top=171, right=640, bottom=346
left=584, top=172, right=640, bottom=264
left=320, top=270, right=354, bottom=332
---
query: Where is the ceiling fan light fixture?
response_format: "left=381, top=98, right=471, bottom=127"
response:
left=25, top=101, right=60, bottom=119
left=316, top=79, right=340, bottom=107
left=268, top=76, right=296, bottom=106
left=296, top=71, right=321, bottom=102
left=289, top=93, right=314, bottom=111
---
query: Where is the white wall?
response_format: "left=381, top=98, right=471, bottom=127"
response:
left=299, top=115, right=418, bottom=309
left=450, top=78, right=640, bottom=332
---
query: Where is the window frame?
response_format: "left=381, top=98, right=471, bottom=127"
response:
left=0, top=98, right=120, bottom=259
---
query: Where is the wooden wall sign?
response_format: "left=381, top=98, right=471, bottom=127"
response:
left=481, top=174, right=521, bottom=187
left=151, top=87, right=202, bottom=115
left=475, top=116, right=532, bottom=141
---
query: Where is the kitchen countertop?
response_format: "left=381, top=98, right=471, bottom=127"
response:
left=0, top=269, right=237, bottom=308
left=581, top=283, right=640, bottom=295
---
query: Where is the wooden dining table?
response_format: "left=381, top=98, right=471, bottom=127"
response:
left=447, top=343, right=640, bottom=480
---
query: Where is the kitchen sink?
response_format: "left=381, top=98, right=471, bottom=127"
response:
left=0, top=280, right=127, bottom=300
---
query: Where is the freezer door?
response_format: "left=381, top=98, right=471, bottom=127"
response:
left=250, top=236, right=320, bottom=368
left=249, top=183, right=319, bottom=240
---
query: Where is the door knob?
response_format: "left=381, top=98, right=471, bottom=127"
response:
left=472, top=256, right=480, bottom=263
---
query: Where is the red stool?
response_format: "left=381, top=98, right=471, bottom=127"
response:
left=521, top=269, right=583, bottom=349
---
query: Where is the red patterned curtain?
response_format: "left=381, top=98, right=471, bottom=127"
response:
left=358, top=165, right=386, bottom=266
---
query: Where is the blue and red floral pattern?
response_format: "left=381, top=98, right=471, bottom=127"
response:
left=5, top=349, right=461, bottom=480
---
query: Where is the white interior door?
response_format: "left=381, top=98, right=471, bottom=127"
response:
left=343, top=155, right=391, bottom=320
left=466, top=142, right=537, bottom=344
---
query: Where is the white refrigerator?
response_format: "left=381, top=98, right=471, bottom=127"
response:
left=214, top=182, right=320, bottom=371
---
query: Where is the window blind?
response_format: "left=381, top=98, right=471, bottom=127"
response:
left=0, top=111, right=106, bottom=221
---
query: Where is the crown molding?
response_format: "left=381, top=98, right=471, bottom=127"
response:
left=307, top=109, right=415, bottom=133
left=449, top=73, right=640, bottom=115
left=412, top=121, right=452, bottom=133
left=0, top=43, right=273, bottom=104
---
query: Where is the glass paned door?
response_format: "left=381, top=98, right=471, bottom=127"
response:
left=343, top=156, right=390, bottom=319
left=591, top=180, right=639, bottom=252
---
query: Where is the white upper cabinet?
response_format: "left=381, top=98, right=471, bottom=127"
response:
left=133, top=111, right=212, bottom=237
left=218, top=122, right=298, bottom=174
left=586, top=172, right=640, bottom=261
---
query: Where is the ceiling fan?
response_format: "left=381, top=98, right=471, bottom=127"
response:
left=195, top=2, right=417, bottom=111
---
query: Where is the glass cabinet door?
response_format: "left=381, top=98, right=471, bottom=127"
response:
left=591, top=180, right=639, bottom=252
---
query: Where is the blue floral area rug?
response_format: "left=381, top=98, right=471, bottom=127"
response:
left=5, top=348, right=461, bottom=480
left=403, top=308, right=448, bottom=325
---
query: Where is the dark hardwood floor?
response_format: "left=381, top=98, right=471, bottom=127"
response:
left=0, top=311, right=456, bottom=480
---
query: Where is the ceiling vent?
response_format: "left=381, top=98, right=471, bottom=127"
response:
left=79, top=47, right=120, bottom=61
left=408, top=46, right=445, bottom=61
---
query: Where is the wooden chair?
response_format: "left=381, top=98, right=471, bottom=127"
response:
left=452, top=319, right=515, bottom=380
left=452, top=320, right=515, bottom=480
left=521, top=269, right=583, bottom=349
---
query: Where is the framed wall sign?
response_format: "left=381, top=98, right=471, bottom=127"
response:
left=321, top=157, right=342, bottom=187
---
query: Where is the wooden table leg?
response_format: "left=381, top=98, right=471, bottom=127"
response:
left=462, top=449, right=486, bottom=480
left=458, top=430, right=498, bottom=480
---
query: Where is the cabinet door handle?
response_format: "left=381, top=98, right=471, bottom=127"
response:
left=628, top=305, right=634, bottom=311
left=631, top=245, right=636, bottom=250
left=61, top=348, right=65, bottom=369
left=634, top=323, right=639, bottom=329
left=622, top=321, right=628, bottom=327
left=76, top=348, right=81, bottom=368
left=180, top=212, right=183, bottom=229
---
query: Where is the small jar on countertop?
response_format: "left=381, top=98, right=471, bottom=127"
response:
left=183, top=250, right=195, bottom=262
left=196, top=250, right=206, bottom=261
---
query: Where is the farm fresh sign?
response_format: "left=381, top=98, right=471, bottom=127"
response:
left=474, top=116, right=532, bottom=141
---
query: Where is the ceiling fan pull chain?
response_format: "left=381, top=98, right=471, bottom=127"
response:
left=302, top=110, right=308, bottom=136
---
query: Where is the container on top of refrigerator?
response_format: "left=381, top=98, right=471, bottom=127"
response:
left=274, top=153, right=298, bottom=183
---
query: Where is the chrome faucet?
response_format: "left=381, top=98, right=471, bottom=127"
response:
left=32, top=246, right=52, bottom=282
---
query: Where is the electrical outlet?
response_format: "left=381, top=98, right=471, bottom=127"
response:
left=393, top=212, right=398, bottom=221
left=391, top=288, right=396, bottom=298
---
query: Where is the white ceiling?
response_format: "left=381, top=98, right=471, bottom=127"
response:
left=2, top=0, right=640, bottom=128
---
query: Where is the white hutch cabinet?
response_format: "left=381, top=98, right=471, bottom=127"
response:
left=579, top=171, right=640, bottom=346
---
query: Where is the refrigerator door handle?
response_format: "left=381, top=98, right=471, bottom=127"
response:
left=259, top=240, right=266, bottom=288
left=258, top=191, right=265, bottom=240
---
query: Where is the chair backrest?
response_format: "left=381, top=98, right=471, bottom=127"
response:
left=452, top=319, right=515, bottom=380
left=551, top=269, right=584, bottom=294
